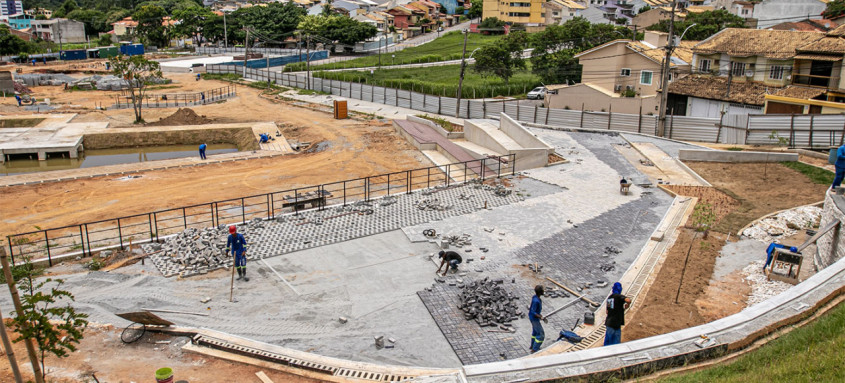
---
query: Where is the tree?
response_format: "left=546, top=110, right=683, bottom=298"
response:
left=109, top=55, right=163, bottom=123
left=66, top=9, right=109, bottom=36
left=297, top=15, right=378, bottom=46
left=638, top=5, right=651, bottom=14
left=456, top=6, right=464, bottom=14
left=10, top=261, right=88, bottom=383
left=53, top=0, right=79, bottom=18
left=824, top=0, right=845, bottom=19
left=647, top=10, right=745, bottom=41
left=229, top=2, right=306, bottom=43
left=172, top=6, right=216, bottom=46
left=96, top=33, right=113, bottom=46
left=322, top=0, right=333, bottom=16
left=468, top=0, right=482, bottom=19
left=479, top=17, right=506, bottom=34
left=0, top=25, right=34, bottom=56
left=132, top=4, right=168, bottom=47
left=528, top=18, right=634, bottom=84
left=473, top=31, right=527, bottom=84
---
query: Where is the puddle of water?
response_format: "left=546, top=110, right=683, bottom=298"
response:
left=1, top=144, right=238, bottom=176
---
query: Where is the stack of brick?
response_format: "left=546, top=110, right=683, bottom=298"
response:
left=458, top=277, right=522, bottom=329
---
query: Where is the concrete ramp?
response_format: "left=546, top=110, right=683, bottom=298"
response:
left=630, top=142, right=707, bottom=186
left=463, top=113, right=555, bottom=171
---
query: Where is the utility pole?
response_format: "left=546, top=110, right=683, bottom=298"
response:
left=455, top=29, right=469, bottom=118
left=306, top=34, right=312, bottom=90
left=243, top=27, right=250, bottom=77
left=223, top=12, right=228, bottom=49
left=0, top=302, right=23, bottom=383
left=0, top=248, right=44, bottom=383
left=656, top=0, right=676, bottom=137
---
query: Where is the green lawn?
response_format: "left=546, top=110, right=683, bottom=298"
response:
left=313, top=64, right=541, bottom=98
left=658, top=301, right=845, bottom=383
left=286, top=31, right=502, bottom=71
left=781, top=161, right=834, bottom=185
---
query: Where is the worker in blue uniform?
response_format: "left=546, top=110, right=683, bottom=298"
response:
left=764, top=243, right=798, bottom=271
left=529, top=285, right=547, bottom=353
left=198, top=143, right=207, bottom=159
left=833, top=143, right=845, bottom=192
left=227, top=225, right=249, bottom=282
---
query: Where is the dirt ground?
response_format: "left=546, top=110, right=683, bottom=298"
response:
left=685, top=162, right=829, bottom=234
left=0, top=324, right=324, bottom=383
left=625, top=161, right=827, bottom=341
left=0, top=73, right=431, bottom=238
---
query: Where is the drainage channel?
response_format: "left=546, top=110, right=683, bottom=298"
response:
left=193, top=334, right=414, bottom=382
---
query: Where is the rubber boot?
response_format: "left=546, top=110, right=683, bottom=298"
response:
left=236, top=268, right=243, bottom=281
left=243, top=269, right=250, bottom=282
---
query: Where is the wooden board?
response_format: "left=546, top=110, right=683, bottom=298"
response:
left=255, top=371, right=274, bottom=383
left=115, top=311, right=175, bottom=326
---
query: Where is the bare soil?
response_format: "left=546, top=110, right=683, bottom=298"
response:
left=685, top=162, right=829, bottom=234
left=145, top=108, right=214, bottom=126
left=0, top=73, right=431, bottom=238
left=626, top=162, right=827, bottom=341
left=0, top=324, right=324, bottom=383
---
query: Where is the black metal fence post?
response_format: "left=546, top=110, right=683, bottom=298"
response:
left=44, top=231, right=52, bottom=266
left=79, top=226, right=86, bottom=256
left=241, top=198, right=246, bottom=223
left=387, top=173, right=391, bottom=196
left=481, top=159, right=485, bottom=180
left=182, top=207, right=187, bottom=229
left=117, top=218, right=124, bottom=249
left=148, top=214, right=154, bottom=243
left=446, top=165, right=451, bottom=186
left=427, top=168, right=431, bottom=188
left=153, top=212, right=159, bottom=241
left=85, top=224, right=92, bottom=256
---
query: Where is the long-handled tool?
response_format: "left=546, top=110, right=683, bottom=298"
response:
left=546, top=277, right=600, bottom=307
left=541, top=297, right=582, bottom=322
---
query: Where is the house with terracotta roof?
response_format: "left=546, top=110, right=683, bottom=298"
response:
left=543, top=0, right=586, bottom=25
left=387, top=5, right=427, bottom=37
left=544, top=31, right=694, bottom=114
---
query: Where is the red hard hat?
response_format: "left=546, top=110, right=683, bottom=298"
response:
left=229, top=225, right=237, bottom=234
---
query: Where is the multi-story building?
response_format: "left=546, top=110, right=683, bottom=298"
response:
left=30, top=18, right=86, bottom=43
left=1, top=0, right=23, bottom=18
left=23, top=7, right=50, bottom=19
left=482, top=0, right=545, bottom=25
left=542, top=0, right=586, bottom=25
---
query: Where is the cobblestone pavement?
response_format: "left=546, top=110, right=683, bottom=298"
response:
left=620, top=133, right=710, bottom=158
left=415, top=130, right=673, bottom=364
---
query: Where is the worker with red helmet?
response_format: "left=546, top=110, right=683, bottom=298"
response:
left=227, top=225, right=249, bottom=282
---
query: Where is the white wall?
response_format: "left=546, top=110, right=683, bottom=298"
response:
left=687, top=97, right=762, bottom=118
left=754, top=0, right=827, bottom=29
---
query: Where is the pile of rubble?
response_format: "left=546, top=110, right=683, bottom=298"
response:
left=71, top=75, right=130, bottom=91
left=415, top=198, right=452, bottom=211
left=743, top=260, right=793, bottom=306
left=457, top=278, right=522, bottom=329
left=742, top=205, right=822, bottom=242
left=443, top=233, right=472, bottom=248
left=149, top=218, right=266, bottom=277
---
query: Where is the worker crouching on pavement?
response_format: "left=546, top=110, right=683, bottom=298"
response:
left=227, top=225, right=249, bottom=282
left=529, top=285, right=547, bottom=353
left=436, top=250, right=462, bottom=276
left=604, top=282, right=631, bottom=346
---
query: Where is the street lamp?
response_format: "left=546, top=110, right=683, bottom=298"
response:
left=392, top=54, right=395, bottom=65
left=676, top=23, right=698, bottom=44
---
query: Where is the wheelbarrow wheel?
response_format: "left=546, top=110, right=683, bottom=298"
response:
left=120, top=322, right=146, bottom=344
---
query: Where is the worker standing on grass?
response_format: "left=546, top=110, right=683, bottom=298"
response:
left=227, top=225, right=249, bottom=282
left=436, top=250, right=462, bottom=276
left=604, top=282, right=631, bottom=346
left=198, top=143, right=207, bottom=160
left=831, top=143, right=845, bottom=192
left=529, top=285, right=547, bottom=353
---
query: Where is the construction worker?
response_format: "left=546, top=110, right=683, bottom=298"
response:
left=14, top=94, right=22, bottom=107
left=832, top=143, right=845, bottom=192
left=529, top=285, right=547, bottom=353
left=764, top=243, right=798, bottom=271
left=604, top=282, right=631, bottom=346
left=436, top=250, right=462, bottom=276
left=227, top=225, right=249, bottom=282
left=198, top=143, right=207, bottom=160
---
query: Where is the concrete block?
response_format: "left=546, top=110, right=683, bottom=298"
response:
left=339, top=317, right=348, bottom=324
left=678, top=149, right=798, bottom=163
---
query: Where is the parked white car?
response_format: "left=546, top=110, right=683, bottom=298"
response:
left=526, top=87, right=546, bottom=100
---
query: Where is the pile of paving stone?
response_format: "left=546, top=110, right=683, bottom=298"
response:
left=148, top=218, right=265, bottom=277
left=15, top=73, right=76, bottom=86
left=457, top=278, right=522, bottom=328
left=415, top=198, right=452, bottom=211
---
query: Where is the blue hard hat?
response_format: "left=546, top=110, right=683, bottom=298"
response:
left=790, top=246, right=798, bottom=253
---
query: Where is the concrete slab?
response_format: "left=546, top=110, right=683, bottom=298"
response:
left=630, top=142, right=706, bottom=186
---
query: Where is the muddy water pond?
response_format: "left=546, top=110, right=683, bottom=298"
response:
left=1, top=144, right=238, bottom=176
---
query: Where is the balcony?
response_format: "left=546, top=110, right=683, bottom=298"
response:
left=792, top=74, right=838, bottom=89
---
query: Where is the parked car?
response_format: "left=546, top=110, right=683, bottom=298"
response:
left=527, top=87, right=546, bottom=100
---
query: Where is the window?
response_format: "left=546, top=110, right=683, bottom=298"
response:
left=620, top=68, right=631, bottom=77
left=731, top=61, right=746, bottom=77
left=698, top=59, right=711, bottom=73
left=769, top=65, right=785, bottom=80
left=640, top=70, right=653, bottom=85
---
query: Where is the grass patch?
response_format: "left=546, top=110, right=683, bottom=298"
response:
left=726, top=147, right=744, bottom=151
left=658, top=301, right=845, bottom=383
left=245, top=80, right=289, bottom=92
left=0, top=118, right=46, bottom=128
left=296, top=89, right=330, bottom=96
left=145, top=84, right=181, bottom=91
left=202, top=73, right=242, bottom=82
left=285, top=32, right=501, bottom=71
left=417, top=114, right=457, bottom=132
left=313, top=64, right=541, bottom=98
left=781, top=161, right=834, bottom=185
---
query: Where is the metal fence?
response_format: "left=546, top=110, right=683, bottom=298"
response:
left=112, top=85, right=237, bottom=109
left=196, top=47, right=302, bottom=56
left=6, top=155, right=516, bottom=266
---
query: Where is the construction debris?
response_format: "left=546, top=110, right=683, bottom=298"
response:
left=443, top=233, right=472, bottom=248
left=457, top=277, right=522, bottom=328
left=415, top=198, right=452, bottom=211
left=151, top=218, right=265, bottom=277
left=741, top=205, right=822, bottom=243
left=743, top=260, right=793, bottom=306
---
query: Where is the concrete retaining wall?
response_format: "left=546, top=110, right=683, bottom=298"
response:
left=407, top=115, right=463, bottom=139
left=678, top=149, right=798, bottom=163
left=815, top=194, right=845, bottom=270
left=463, top=120, right=509, bottom=155
left=499, top=113, right=552, bottom=151
left=83, top=127, right=259, bottom=151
